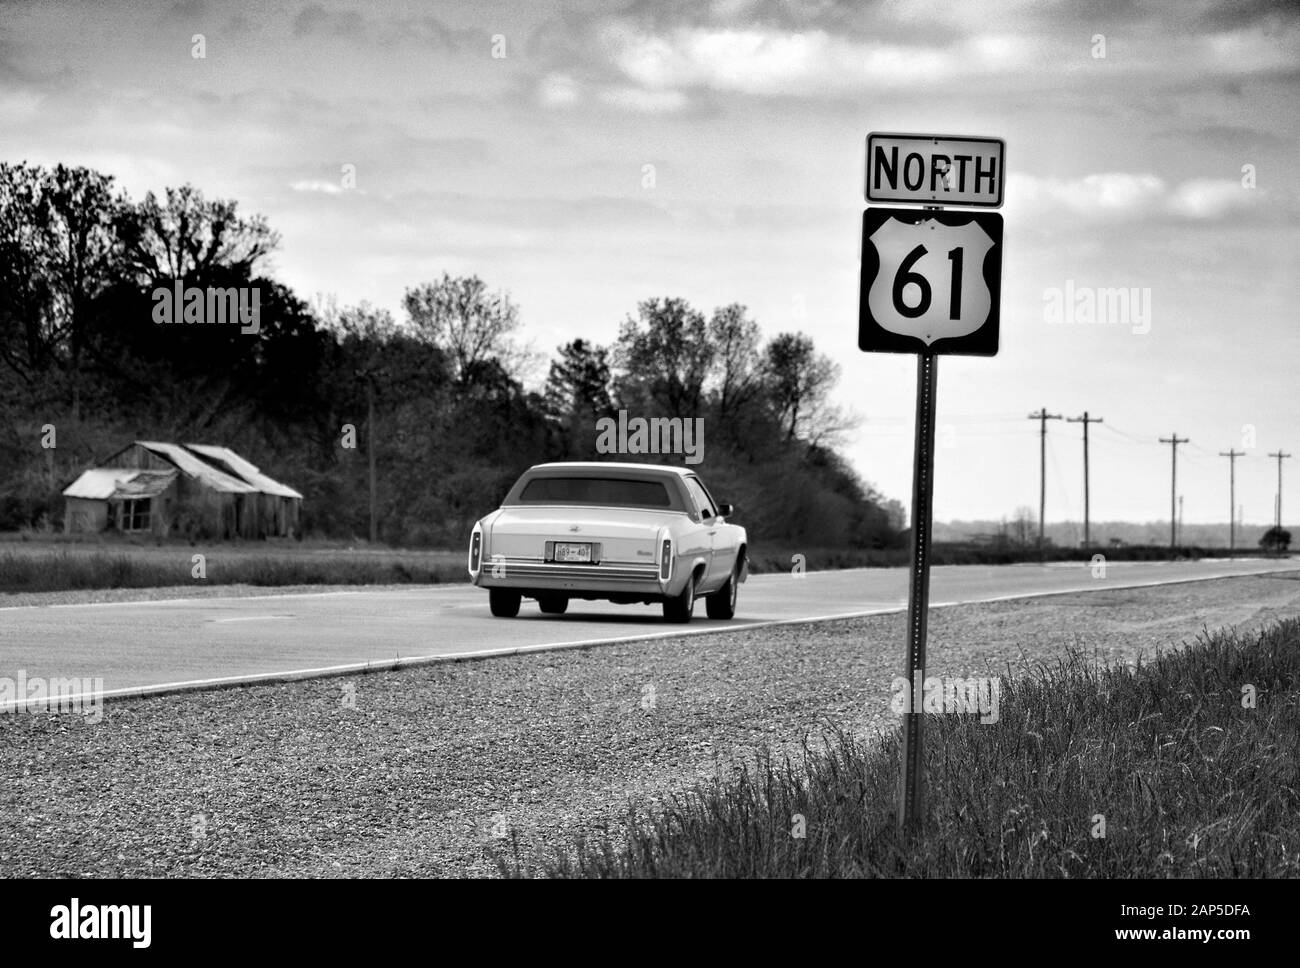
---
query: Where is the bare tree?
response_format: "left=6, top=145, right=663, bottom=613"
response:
left=0, top=162, right=123, bottom=387
left=761, top=332, right=854, bottom=445
left=611, top=297, right=714, bottom=419
left=1012, top=505, right=1037, bottom=548
left=403, top=273, right=524, bottom=383
left=117, top=184, right=278, bottom=284
left=327, top=303, right=402, bottom=544
left=707, top=303, right=763, bottom=427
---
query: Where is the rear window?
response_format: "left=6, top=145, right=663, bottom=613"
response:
left=518, top=476, right=673, bottom=508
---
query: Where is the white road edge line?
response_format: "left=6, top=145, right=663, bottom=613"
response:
left=3, top=563, right=1297, bottom=713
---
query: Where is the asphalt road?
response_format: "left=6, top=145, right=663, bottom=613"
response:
left=2, top=557, right=1298, bottom=695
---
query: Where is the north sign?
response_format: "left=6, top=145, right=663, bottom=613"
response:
left=865, top=133, right=1005, bottom=208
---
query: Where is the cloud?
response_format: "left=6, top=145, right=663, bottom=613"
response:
left=293, top=4, right=364, bottom=38
left=1013, top=172, right=1168, bottom=214
left=596, top=85, right=689, bottom=113
left=600, top=25, right=1033, bottom=95
left=535, top=73, right=691, bottom=113
left=0, top=88, right=43, bottom=124
left=1194, top=0, right=1300, bottom=30
left=290, top=179, right=345, bottom=194
left=1010, top=172, right=1276, bottom=222
left=163, top=0, right=209, bottom=22
left=291, top=5, right=474, bottom=49
left=571, top=6, right=1300, bottom=102
left=538, top=73, right=581, bottom=107
left=1167, top=178, right=1257, bottom=218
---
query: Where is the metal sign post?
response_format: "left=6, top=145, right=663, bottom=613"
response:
left=899, top=351, right=937, bottom=833
left=858, top=131, right=1006, bottom=839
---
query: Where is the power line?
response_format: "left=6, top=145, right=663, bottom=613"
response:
left=1097, top=422, right=1148, bottom=445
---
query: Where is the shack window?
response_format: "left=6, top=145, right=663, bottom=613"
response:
left=122, top=498, right=152, bottom=532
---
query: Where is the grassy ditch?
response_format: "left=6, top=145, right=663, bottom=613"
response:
left=500, top=618, right=1300, bottom=878
left=0, top=545, right=466, bottom=593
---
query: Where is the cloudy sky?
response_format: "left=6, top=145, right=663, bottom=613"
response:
left=3, top=0, right=1297, bottom=527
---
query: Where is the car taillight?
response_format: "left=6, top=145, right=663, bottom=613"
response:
left=469, top=529, right=482, bottom=573
left=659, top=538, right=672, bottom=581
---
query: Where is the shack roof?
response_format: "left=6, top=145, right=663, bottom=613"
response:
left=185, top=444, right=303, bottom=500
left=112, top=469, right=178, bottom=499
left=134, top=441, right=259, bottom=494
left=63, top=468, right=178, bottom=500
left=64, top=469, right=136, bottom=500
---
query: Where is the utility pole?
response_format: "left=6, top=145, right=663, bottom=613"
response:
left=367, top=379, right=377, bottom=544
left=1159, top=433, right=1189, bottom=551
left=1028, top=408, right=1063, bottom=557
left=1179, top=494, right=1184, bottom=546
left=1066, top=412, right=1103, bottom=548
left=1267, top=450, right=1291, bottom=530
left=1219, top=449, right=1244, bottom=550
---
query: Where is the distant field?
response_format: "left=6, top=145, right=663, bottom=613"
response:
left=0, top=536, right=466, bottom=593
left=0, top=533, right=1277, bottom=594
left=746, top=543, right=1272, bottom=574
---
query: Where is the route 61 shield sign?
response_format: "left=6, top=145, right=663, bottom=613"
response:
left=858, top=207, right=1003, bottom=356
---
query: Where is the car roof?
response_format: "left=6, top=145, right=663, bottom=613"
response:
left=527, top=461, right=696, bottom=478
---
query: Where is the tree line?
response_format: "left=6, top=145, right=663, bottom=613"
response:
left=0, top=162, right=904, bottom=548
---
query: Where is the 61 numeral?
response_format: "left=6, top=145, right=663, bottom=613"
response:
left=891, top=245, right=964, bottom=320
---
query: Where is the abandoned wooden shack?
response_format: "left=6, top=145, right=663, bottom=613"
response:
left=62, top=441, right=302, bottom=538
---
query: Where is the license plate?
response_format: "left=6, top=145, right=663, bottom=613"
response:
left=554, top=542, right=592, bottom=563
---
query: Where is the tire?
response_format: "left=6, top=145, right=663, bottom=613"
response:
left=662, top=572, right=697, bottom=623
left=538, top=595, right=569, bottom=615
left=705, top=558, right=740, bottom=620
left=489, top=588, right=521, bottom=617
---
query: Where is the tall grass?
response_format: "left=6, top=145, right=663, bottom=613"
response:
left=0, top=548, right=466, bottom=593
left=501, top=619, right=1300, bottom=878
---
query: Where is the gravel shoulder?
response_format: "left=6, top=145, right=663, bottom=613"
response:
left=3, top=572, right=1300, bottom=879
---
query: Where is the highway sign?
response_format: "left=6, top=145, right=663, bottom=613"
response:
left=857, top=132, right=1008, bottom=836
left=858, top=207, right=1003, bottom=356
left=865, top=133, right=1005, bottom=208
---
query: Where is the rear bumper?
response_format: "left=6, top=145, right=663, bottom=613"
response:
left=472, top=558, right=669, bottom=598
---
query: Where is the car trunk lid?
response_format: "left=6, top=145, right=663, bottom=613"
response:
left=488, top=506, right=670, bottom=563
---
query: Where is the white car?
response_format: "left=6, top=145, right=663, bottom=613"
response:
left=468, top=462, right=748, bottom=622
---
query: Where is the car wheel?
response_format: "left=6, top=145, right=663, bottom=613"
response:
left=662, top=572, right=696, bottom=623
left=705, top=558, right=740, bottom=620
left=538, top=595, right=569, bottom=615
left=489, top=588, right=521, bottom=617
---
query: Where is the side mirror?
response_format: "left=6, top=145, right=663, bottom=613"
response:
left=717, top=503, right=734, bottom=517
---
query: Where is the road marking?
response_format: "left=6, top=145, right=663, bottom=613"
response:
left=3, top=563, right=1297, bottom=713
left=211, top=615, right=293, bottom=623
